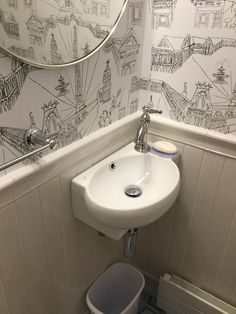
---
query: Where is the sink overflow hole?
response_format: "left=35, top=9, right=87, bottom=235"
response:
left=125, top=185, right=142, bottom=198
left=109, top=162, right=116, bottom=171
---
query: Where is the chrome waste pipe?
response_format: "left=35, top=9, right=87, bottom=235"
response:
left=124, top=229, right=138, bottom=258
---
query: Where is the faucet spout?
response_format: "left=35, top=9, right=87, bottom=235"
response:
left=134, top=121, right=150, bottom=153
left=134, top=105, right=162, bottom=153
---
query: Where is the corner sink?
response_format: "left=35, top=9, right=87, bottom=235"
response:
left=71, top=143, right=180, bottom=239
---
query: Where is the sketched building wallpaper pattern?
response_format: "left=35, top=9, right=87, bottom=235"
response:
left=137, top=0, right=236, bottom=136
left=0, top=0, right=125, bottom=64
left=0, top=1, right=144, bottom=173
left=0, top=0, right=236, bottom=173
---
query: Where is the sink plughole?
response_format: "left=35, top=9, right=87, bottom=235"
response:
left=71, top=143, right=180, bottom=232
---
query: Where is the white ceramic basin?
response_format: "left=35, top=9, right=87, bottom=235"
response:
left=72, top=143, right=180, bottom=230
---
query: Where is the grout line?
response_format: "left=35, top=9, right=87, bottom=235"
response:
left=57, top=174, right=72, bottom=301
left=39, top=177, right=70, bottom=313
left=199, top=156, right=226, bottom=280
left=166, top=144, right=186, bottom=272
left=166, top=202, right=177, bottom=272
left=179, top=148, right=205, bottom=276
left=215, top=200, right=236, bottom=283
left=13, top=192, right=38, bottom=310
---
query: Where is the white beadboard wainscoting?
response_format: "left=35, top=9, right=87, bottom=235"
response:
left=134, top=116, right=236, bottom=309
left=0, top=114, right=139, bottom=314
left=0, top=113, right=236, bottom=314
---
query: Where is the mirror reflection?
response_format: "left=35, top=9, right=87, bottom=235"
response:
left=0, top=0, right=126, bottom=67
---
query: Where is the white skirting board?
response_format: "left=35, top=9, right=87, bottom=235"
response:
left=156, top=274, right=236, bottom=314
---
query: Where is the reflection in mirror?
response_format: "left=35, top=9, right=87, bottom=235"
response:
left=0, top=0, right=127, bottom=67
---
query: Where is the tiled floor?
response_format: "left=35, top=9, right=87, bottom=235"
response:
left=138, top=294, right=163, bottom=314
left=139, top=306, right=162, bottom=314
left=139, top=304, right=162, bottom=314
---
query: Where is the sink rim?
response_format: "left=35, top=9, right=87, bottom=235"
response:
left=71, top=142, right=181, bottom=230
left=80, top=147, right=180, bottom=229
left=84, top=154, right=180, bottom=212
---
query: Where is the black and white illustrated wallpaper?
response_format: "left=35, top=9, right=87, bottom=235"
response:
left=137, top=0, right=236, bottom=136
left=0, top=0, right=236, bottom=173
left=0, top=0, right=125, bottom=65
left=0, top=0, right=143, bottom=173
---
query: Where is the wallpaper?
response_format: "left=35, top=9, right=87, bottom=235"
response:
left=0, top=0, right=144, bottom=174
left=1, top=0, right=236, bottom=174
left=0, top=0, right=125, bottom=65
left=136, top=0, right=236, bottom=136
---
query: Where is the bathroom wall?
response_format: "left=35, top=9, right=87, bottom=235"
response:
left=134, top=128, right=236, bottom=308
left=0, top=173, right=123, bottom=314
left=133, top=0, right=236, bottom=136
left=0, top=110, right=236, bottom=313
left=131, top=2, right=236, bottom=307
left=2, top=0, right=236, bottom=174
left=0, top=0, right=145, bottom=173
left=1, top=1, right=236, bottom=313
left=0, top=116, right=138, bottom=314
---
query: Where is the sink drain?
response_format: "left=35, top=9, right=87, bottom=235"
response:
left=125, top=185, right=142, bottom=198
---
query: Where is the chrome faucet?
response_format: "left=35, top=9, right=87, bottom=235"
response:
left=134, top=105, right=162, bottom=153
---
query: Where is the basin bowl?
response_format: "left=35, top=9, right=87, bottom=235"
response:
left=72, top=143, right=180, bottom=230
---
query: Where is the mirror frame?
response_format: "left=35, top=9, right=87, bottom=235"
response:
left=0, top=0, right=128, bottom=69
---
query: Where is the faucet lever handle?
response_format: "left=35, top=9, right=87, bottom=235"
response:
left=142, top=105, right=162, bottom=115
left=148, top=108, right=163, bottom=114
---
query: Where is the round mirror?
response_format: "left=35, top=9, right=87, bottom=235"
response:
left=0, top=0, right=127, bottom=68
